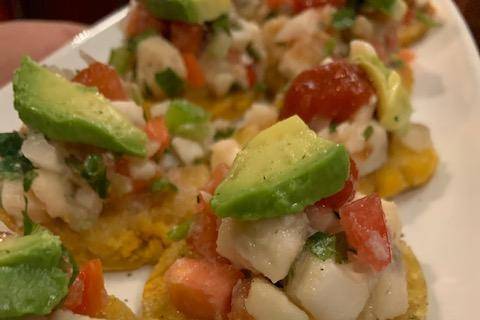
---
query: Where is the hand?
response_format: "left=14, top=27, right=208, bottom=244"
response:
left=0, top=20, right=86, bottom=86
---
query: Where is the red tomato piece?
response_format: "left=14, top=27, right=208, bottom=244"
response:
left=293, top=0, right=346, bottom=12
left=246, top=65, right=256, bottom=88
left=165, top=258, right=243, bottom=320
left=73, top=62, right=128, bottom=101
left=183, top=53, right=206, bottom=88
left=145, top=117, right=170, bottom=154
left=124, top=4, right=166, bottom=38
left=203, top=163, right=230, bottom=195
left=339, top=194, right=392, bottom=271
left=281, top=61, right=375, bottom=123
left=188, top=202, right=223, bottom=260
left=169, top=21, right=204, bottom=55
left=317, top=158, right=358, bottom=210
left=66, top=259, right=107, bottom=317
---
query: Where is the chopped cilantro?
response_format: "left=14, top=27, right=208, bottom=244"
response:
left=329, top=122, right=338, bottom=133
left=246, top=43, right=261, bottom=62
left=254, top=82, right=267, bottom=93
left=23, top=170, right=38, bottom=192
left=214, top=127, right=235, bottom=141
left=306, top=232, right=348, bottom=263
left=81, top=155, right=109, bottom=199
left=332, top=8, right=356, bottom=30
left=151, top=178, right=178, bottom=193
left=324, top=38, right=337, bottom=56
left=366, top=0, right=395, bottom=13
left=211, top=14, right=231, bottom=35
left=0, top=132, right=23, bottom=157
left=363, top=125, right=374, bottom=140
left=155, top=68, right=185, bottom=97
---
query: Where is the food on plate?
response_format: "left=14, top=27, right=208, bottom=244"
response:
left=142, top=116, right=427, bottom=320
left=0, top=55, right=283, bottom=270
left=0, top=215, right=136, bottom=319
left=111, top=0, right=437, bottom=198
left=279, top=41, right=437, bottom=197
left=111, top=0, right=266, bottom=112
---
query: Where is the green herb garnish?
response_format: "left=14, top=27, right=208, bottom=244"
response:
left=332, top=8, right=356, bottom=30
left=329, top=122, right=338, bottom=133
left=214, top=127, right=235, bottom=141
left=151, top=178, right=178, bottom=193
left=306, top=232, right=348, bottom=263
left=109, top=46, right=134, bottom=76
left=81, top=155, right=109, bottom=199
left=165, top=99, right=211, bottom=141
left=0, top=132, right=23, bottom=157
left=416, top=11, right=440, bottom=28
left=246, top=43, right=261, bottom=62
left=324, top=38, right=337, bottom=56
left=363, top=125, right=374, bottom=140
left=211, top=14, right=231, bottom=35
left=366, top=0, right=396, bottom=13
left=155, top=68, right=185, bottom=97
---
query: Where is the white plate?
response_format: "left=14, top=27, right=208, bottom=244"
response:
left=1, top=2, right=479, bottom=318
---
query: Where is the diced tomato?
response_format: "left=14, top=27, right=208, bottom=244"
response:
left=73, top=62, right=128, bottom=101
left=246, top=65, right=256, bottom=88
left=114, top=157, right=130, bottom=176
left=188, top=202, right=223, bottom=260
left=398, top=49, right=415, bottom=64
left=188, top=164, right=229, bottom=259
left=281, top=61, right=375, bottom=123
left=228, top=279, right=254, bottom=320
left=203, top=163, right=230, bottom=195
left=124, top=4, right=166, bottom=38
left=145, top=117, right=170, bottom=154
left=339, top=194, right=392, bottom=272
left=292, top=0, right=346, bottom=12
left=165, top=258, right=243, bottom=320
left=183, top=53, right=206, bottom=88
left=169, top=21, right=204, bottom=55
left=317, top=158, right=358, bottom=210
left=65, top=259, right=107, bottom=317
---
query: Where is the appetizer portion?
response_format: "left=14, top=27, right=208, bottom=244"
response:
left=0, top=215, right=136, bottom=319
left=278, top=41, right=437, bottom=197
left=0, top=56, right=280, bottom=270
left=142, top=116, right=427, bottom=320
left=112, top=0, right=266, bottom=107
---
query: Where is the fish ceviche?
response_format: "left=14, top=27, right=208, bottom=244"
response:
left=142, top=116, right=427, bottom=320
left=0, top=215, right=136, bottom=319
left=109, top=0, right=438, bottom=197
left=1, top=57, right=252, bottom=271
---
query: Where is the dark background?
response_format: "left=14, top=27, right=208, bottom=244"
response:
left=0, top=0, right=478, bottom=46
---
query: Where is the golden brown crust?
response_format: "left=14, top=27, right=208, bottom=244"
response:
left=100, top=295, right=138, bottom=320
left=0, top=165, right=209, bottom=271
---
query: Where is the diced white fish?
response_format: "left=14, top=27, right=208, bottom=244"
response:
left=245, top=278, right=309, bottom=320
left=366, top=252, right=408, bottom=319
left=287, top=253, right=371, bottom=320
left=128, top=159, right=157, bottom=181
left=111, top=100, right=146, bottom=127
left=21, top=133, right=66, bottom=174
left=210, top=139, right=241, bottom=169
left=136, top=36, right=186, bottom=97
left=275, top=9, right=321, bottom=43
left=217, top=213, right=310, bottom=282
left=241, top=102, right=278, bottom=130
left=171, top=137, right=205, bottom=165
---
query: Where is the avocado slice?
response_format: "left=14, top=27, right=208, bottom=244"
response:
left=13, top=57, right=148, bottom=157
left=211, top=116, right=350, bottom=220
left=145, top=0, right=231, bottom=23
left=0, top=227, right=70, bottom=318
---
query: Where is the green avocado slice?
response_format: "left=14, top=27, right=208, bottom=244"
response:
left=211, top=116, right=350, bottom=220
left=13, top=57, right=148, bottom=157
left=145, top=0, right=231, bottom=23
